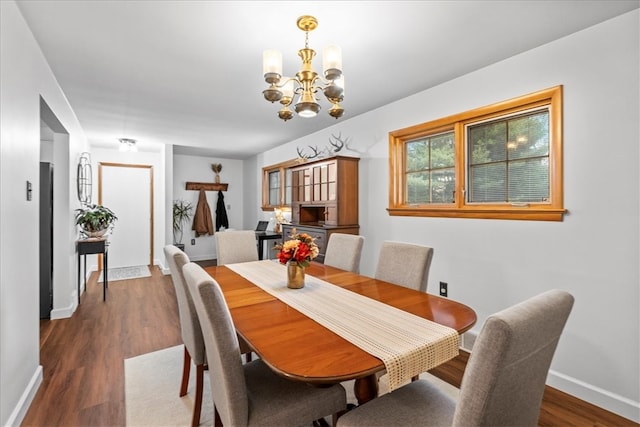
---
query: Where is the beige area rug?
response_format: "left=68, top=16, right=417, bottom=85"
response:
left=98, top=265, right=151, bottom=282
left=124, top=345, right=459, bottom=426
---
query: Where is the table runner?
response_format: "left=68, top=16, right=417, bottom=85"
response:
left=226, top=261, right=459, bottom=391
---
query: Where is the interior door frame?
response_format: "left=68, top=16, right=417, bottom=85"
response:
left=98, top=162, right=154, bottom=268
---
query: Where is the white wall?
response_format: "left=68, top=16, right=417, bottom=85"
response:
left=0, top=1, right=89, bottom=424
left=173, top=154, right=244, bottom=261
left=253, top=11, right=640, bottom=421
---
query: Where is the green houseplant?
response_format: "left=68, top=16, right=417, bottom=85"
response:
left=74, top=204, right=117, bottom=238
left=173, top=199, right=193, bottom=250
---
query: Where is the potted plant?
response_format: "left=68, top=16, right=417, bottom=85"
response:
left=173, top=199, right=193, bottom=250
left=74, top=204, right=118, bottom=238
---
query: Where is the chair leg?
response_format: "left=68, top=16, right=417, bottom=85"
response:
left=245, top=352, right=252, bottom=363
left=180, top=346, right=192, bottom=397
left=191, top=364, right=204, bottom=427
left=214, top=406, right=223, bottom=427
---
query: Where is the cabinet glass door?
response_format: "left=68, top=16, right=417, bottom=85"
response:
left=303, top=169, right=312, bottom=201
left=285, top=168, right=292, bottom=205
left=313, top=166, right=322, bottom=202
left=328, top=162, right=337, bottom=201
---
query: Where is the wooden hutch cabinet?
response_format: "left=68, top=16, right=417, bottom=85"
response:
left=282, top=156, right=359, bottom=262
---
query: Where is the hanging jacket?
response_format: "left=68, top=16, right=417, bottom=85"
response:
left=192, top=189, right=214, bottom=237
left=215, top=190, right=229, bottom=231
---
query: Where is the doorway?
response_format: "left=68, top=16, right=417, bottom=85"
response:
left=39, top=125, right=54, bottom=319
left=39, top=98, right=69, bottom=319
left=98, top=163, right=153, bottom=268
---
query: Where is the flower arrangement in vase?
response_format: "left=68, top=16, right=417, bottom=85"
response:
left=274, top=228, right=319, bottom=288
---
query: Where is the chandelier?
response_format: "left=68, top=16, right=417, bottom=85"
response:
left=262, top=15, right=344, bottom=122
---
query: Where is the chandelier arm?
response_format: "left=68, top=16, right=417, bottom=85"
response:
left=276, top=76, right=300, bottom=90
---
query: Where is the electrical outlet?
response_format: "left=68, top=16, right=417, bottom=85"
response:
left=191, top=239, right=196, bottom=245
left=439, top=281, right=448, bottom=297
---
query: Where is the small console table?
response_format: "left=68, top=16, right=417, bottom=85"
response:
left=77, top=238, right=109, bottom=303
left=255, top=231, right=282, bottom=260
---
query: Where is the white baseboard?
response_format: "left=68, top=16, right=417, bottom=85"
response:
left=4, top=365, right=42, bottom=427
left=152, top=259, right=170, bottom=275
left=547, top=370, right=640, bottom=423
left=50, top=295, right=77, bottom=319
left=461, top=331, right=638, bottom=422
left=50, top=305, right=74, bottom=320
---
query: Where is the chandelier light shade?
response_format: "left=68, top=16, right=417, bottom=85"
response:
left=262, top=15, right=345, bottom=122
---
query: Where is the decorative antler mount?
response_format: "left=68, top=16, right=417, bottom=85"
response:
left=296, top=132, right=361, bottom=160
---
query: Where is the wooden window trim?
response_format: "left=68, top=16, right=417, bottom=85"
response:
left=388, top=86, right=566, bottom=221
left=261, top=158, right=300, bottom=211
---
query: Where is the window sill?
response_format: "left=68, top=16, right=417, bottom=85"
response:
left=387, top=206, right=566, bottom=221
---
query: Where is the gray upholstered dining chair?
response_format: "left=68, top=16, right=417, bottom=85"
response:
left=215, top=230, right=259, bottom=265
left=182, top=262, right=347, bottom=427
left=324, top=233, right=365, bottom=273
left=337, top=289, right=575, bottom=427
left=163, top=245, right=205, bottom=427
left=374, top=241, right=434, bottom=293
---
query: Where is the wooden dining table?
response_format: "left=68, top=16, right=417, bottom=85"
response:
left=204, top=261, right=477, bottom=405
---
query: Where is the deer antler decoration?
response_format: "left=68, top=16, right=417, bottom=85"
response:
left=328, top=132, right=350, bottom=153
left=296, top=146, right=322, bottom=160
left=296, top=133, right=360, bottom=160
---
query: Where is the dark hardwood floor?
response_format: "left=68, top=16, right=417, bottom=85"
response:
left=22, top=264, right=637, bottom=426
left=23, top=266, right=182, bottom=426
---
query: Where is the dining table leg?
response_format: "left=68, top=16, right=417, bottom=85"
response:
left=353, top=374, right=379, bottom=405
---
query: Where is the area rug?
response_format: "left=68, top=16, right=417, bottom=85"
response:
left=125, top=345, right=459, bottom=426
left=98, top=265, right=151, bottom=282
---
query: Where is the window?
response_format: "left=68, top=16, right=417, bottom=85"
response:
left=389, top=86, right=565, bottom=221
left=262, top=159, right=298, bottom=210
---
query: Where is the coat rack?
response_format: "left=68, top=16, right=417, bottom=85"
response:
left=185, top=182, right=228, bottom=191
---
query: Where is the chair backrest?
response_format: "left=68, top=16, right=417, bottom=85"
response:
left=163, top=245, right=205, bottom=365
left=454, top=289, right=574, bottom=426
left=374, top=241, right=434, bottom=292
left=324, top=233, right=365, bottom=273
left=183, top=262, right=249, bottom=427
left=215, top=230, right=259, bottom=265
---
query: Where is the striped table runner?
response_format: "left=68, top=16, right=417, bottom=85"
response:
left=226, top=260, right=459, bottom=391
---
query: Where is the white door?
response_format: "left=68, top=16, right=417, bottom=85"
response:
left=100, top=164, right=152, bottom=268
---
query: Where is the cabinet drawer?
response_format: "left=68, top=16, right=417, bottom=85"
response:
left=282, top=225, right=327, bottom=255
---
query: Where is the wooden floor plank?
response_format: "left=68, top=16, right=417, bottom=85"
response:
left=21, top=263, right=637, bottom=426
left=22, top=266, right=181, bottom=427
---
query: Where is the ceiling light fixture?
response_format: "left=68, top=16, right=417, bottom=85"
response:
left=119, top=138, right=138, bottom=152
left=262, top=15, right=344, bottom=122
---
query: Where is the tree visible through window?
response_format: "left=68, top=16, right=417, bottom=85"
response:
left=389, top=86, right=565, bottom=221
left=406, top=132, right=455, bottom=204
left=468, top=110, right=550, bottom=204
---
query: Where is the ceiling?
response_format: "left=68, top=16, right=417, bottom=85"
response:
left=17, top=1, right=639, bottom=159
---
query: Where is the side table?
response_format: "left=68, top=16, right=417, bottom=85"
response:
left=255, top=231, right=282, bottom=260
left=77, top=238, right=109, bottom=302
